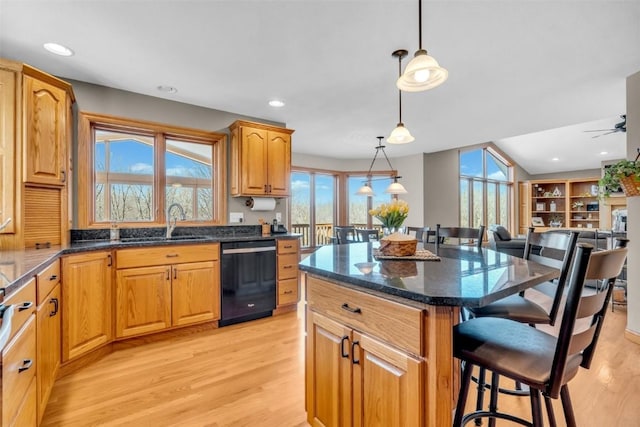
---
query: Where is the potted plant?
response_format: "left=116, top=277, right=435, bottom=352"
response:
left=599, top=159, right=640, bottom=197
left=369, top=199, right=409, bottom=235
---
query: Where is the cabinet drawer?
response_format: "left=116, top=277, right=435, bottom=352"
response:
left=277, top=239, right=299, bottom=254
left=37, top=259, right=60, bottom=305
left=307, top=276, right=424, bottom=356
left=278, top=278, right=299, bottom=306
left=2, top=316, right=36, bottom=426
left=116, top=244, right=219, bottom=269
left=5, top=278, right=36, bottom=342
left=278, top=253, right=299, bottom=280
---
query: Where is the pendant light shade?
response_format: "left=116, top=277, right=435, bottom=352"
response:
left=355, top=137, right=407, bottom=197
left=398, top=0, right=448, bottom=92
left=388, top=49, right=415, bottom=144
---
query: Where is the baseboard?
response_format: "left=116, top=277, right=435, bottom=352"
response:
left=624, top=328, right=640, bottom=345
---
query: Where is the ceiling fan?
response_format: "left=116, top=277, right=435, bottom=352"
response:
left=584, top=115, right=626, bottom=138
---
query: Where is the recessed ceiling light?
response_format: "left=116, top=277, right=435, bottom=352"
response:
left=269, top=99, right=285, bottom=107
left=551, top=157, right=559, bottom=161
left=157, top=85, right=178, bottom=94
left=600, top=151, right=608, bottom=155
left=43, top=42, right=74, bottom=57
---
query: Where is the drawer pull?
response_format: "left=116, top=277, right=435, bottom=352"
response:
left=283, top=265, right=293, bottom=269
left=284, top=245, right=293, bottom=249
left=341, top=303, right=362, bottom=314
left=49, top=274, right=58, bottom=281
left=351, top=341, right=360, bottom=365
left=340, top=335, right=349, bottom=358
left=283, top=290, right=294, bottom=294
left=18, top=359, right=33, bottom=373
left=18, top=301, right=33, bottom=312
left=49, top=298, right=59, bottom=317
left=166, top=254, right=179, bottom=258
left=107, top=254, right=113, bottom=267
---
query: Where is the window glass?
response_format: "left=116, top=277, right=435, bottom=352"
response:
left=460, top=179, right=470, bottom=227
left=315, top=174, right=335, bottom=245
left=487, top=152, right=509, bottom=181
left=487, top=183, right=497, bottom=226
left=165, top=139, right=213, bottom=221
left=291, top=172, right=312, bottom=247
left=349, top=176, right=369, bottom=226
left=472, top=181, right=484, bottom=228
left=370, top=178, right=393, bottom=227
left=94, top=129, right=155, bottom=222
left=460, top=149, right=483, bottom=177
left=499, top=184, right=509, bottom=226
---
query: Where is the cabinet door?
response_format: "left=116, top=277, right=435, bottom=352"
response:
left=172, top=261, right=220, bottom=326
left=240, top=127, right=269, bottom=195
left=36, top=284, right=61, bottom=422
left=306, top=311, right=353, bottom=427
left=0, top=68, right=16, bottom=235
left=24, top=75, right=66, bottom=186
left=116, top=266, right=171, bottom=338
left=62, top=252, right=112, bottom=361
left=267, top=130, right=291, bottom=196
left=352, top=332, right=423, bottom=427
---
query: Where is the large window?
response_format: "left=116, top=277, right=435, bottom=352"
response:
left=459, top=147, right=513, bottom=231
left=291, top=168, right=394, bottom=248
left=78, top=113, right=225, bottom=227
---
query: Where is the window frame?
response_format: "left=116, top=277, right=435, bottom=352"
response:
left=77, top=112, right=227, bottom=228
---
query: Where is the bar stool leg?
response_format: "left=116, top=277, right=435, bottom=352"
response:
left=475, top=367, right=487, bottom=426
left=560, top=385, right=577, bottom=427
left=454, top=362, right=474, bottom=427
left=488, top=372, right=500, bottom=427
left=544, top=395, right=557, bottom=427
left=530, top=389, right=544, bottom=427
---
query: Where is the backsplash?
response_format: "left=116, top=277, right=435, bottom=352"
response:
left=70, top=225, right=262, bottom=242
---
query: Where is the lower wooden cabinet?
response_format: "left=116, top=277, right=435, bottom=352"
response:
left=306, top=311, right=423, bottom=427
left=62, top=251, right=113, bottom=361
left=276, top=239, right=300, bottom=308
left=115, top=244, right=220, bottom=338
left=36, top=283, right=61, bottom=423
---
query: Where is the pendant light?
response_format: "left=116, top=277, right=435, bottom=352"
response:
left=388, top=49, right=415, bottom=144
left=355, top=137, right=407, bottom=196
left=397, top=0, right=448, bottom=92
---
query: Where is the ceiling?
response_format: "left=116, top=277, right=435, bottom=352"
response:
left=1, top=0, right=639, bottom=174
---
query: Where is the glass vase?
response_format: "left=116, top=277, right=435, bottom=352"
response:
left=382, top=226, right=405, bottom=236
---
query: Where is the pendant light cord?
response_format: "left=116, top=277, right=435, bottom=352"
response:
left=398, top=56, right=403, bottom=124
left=418, top=0, right=423, bottom=50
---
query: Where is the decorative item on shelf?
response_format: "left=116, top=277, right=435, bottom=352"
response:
left=397, top=0, right=448, bottom=92
left=535, top=202, right=545, bottom=211
left=574, top=215, right=584, bottom=220
left=387, top=49, right=415, bottom=144
left=356, top=137, right=407, bottom=196
left=531, top=216, right=545, bottom=227
left=549, top=201, right=557, bottom=212
left=586, top=202, right=599, bottom=211
left=549, top=215, right=563, bottom=228
left=571, top=201, right=584, bottom=210
left=599, top=152, right=640, bottom=197
left=369, top=199, right=409, bottom=232
left=552, top=187, right=562, bottom=196
left=543, top=191, right=553, bottom=197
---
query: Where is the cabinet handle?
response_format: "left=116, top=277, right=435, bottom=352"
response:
left=351, top=341, right=360, bottom=365
left=283, top=290, right=293, bottom=294
left=173, top=268, right=177, bottom=280
left=18, top=359, right=33, bottom=373
left=284, top=245, right=293, bottom=249
left=18, top=301, right=33, bottom=312
left=61, top=170, right=66, bottom=183
left=166, top=254, right=179, bottom=258
left=35, top=242, right=51, bottom=249
left=283, top=265, right=293, bottom=269
left=166, top=269, right=170, bottom=281
left=340, top=335, right=349, bottom=358
left=49, top=274, right=58, bottom=281
left=269, top=184, right=272, bottom=193
left=264, top=184, right=268, bottom=192
left=49, top=298, right=59, bottom=316
left=341, top=303, right=362, bottom=314
left=107, top=254, right=113, bottom=267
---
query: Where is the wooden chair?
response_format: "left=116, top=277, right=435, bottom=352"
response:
left=405, top=226, right=430, bottom=244
left=435, top=224, right=485, bottom=249
left=334, top=226, right=356, bottom=244
left=453, top=243, right=628, bottom=427
left=355, top=228, right=379, bottom=242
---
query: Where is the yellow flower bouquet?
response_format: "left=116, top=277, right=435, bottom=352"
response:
left=369, top=199, right=409, bottom=229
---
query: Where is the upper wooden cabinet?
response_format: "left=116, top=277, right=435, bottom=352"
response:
left=229, top=120, right=294, bottom=197
left=24, top=75, right=68, bottom=186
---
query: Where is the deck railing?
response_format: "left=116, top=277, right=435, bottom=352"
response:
left=291, top=223, right=382, bottom=247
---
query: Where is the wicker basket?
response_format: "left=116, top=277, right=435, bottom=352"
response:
left=618, top=174, right=640, bottom=197
left=378, top=238, right=417, bottom=257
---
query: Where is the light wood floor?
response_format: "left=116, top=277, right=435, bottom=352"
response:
left=42, top=304, right=639, bottom=427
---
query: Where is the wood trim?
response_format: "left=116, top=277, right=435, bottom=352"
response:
left=624, top=328, right=640, bottom=345
left=22, top=64, right=75, bottom=102
left=229, top=119, right=294, bottom=135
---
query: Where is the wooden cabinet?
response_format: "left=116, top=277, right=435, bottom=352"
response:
left=229, top=120, right=294, bottom=197
left=23, top=75, right=67, bottom=186
left=62, top=251, right=113, bottom=362
left=276, top=239, right=300, bottom=308
left=521, top=178, right=603, bottom=231
left=305, top=276, right=425, bottom=426
left=35, top=259, right=61, bottom=423
left=2, top=279, right=37, bottom=427
left=0, top=59, right=74, bottom=250
left=115, top=244, right=220, bottom=338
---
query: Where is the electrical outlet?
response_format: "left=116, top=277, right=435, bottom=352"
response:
left=230, top=212, right=244, bottom=223
left=276, top=212, right=282, bottom=223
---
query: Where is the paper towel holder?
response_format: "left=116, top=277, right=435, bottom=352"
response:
left=245, top=197, right=277, bottom=211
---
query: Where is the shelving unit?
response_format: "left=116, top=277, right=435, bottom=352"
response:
left=529, top=180, right=568, bottom=231
left=568, top=179, right=600, bottom=229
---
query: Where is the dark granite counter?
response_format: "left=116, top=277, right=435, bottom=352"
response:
left=1, top=229, right=300, bottom=297
left=299, top=242, right=560, bottom=307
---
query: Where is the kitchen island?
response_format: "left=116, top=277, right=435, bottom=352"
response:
left=299, top=242, right=560, bottom=427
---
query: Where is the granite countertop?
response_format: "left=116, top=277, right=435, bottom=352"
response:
left=299, top=242, right=560, bottom=307
left=1, top=229, right=300, bottom=297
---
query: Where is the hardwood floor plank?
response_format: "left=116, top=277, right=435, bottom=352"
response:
left=42, top=303, right=639, bottom=426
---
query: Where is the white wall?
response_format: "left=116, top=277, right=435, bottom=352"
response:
left=625, top=70, right=640, bottom=340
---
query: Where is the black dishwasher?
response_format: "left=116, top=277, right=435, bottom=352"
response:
left=220, top=240, right=277, bottom=326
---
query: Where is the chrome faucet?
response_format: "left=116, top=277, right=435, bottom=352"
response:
left=166, top=203, right=186, bottom=238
